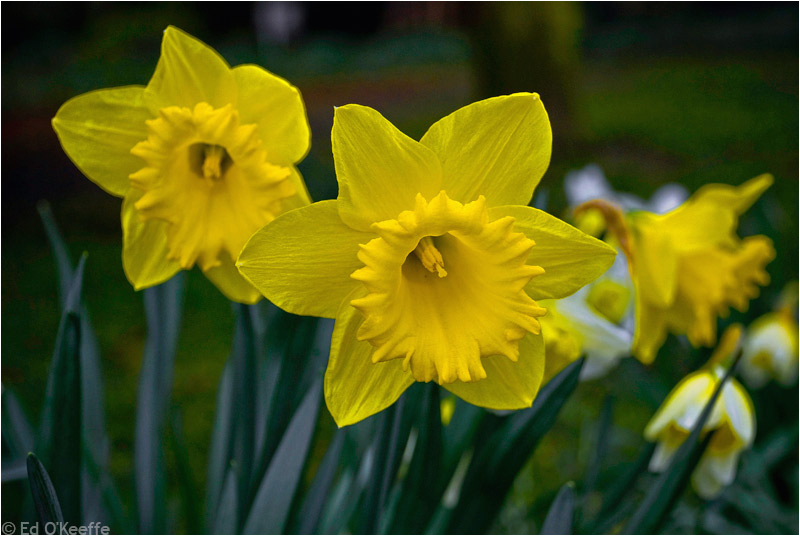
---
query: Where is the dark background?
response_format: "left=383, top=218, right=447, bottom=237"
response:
left=2, top=2, right=798, bottom=532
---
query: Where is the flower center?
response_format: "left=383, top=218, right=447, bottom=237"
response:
left=189, top=143, right=232, bottom=182
left=129, top=102, right=294, bottom=271
left=413, top=236, right=448, bottom=278
left=350, top=191, right=546, bottom=385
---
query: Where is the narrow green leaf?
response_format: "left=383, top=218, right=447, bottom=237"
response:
left=389, top=384, right=443, bottom=534
left=623, top=356, right=741, bottom=535
left=541, top=482, right=576, bottom=534
left=37, top=201, right=74, bottom=307
left=358, top=397, right=403, bottom=534
left=27, top=453, right=65, bottom=525
left=296, top=429, right=346, bottom=534
left=231, top=304, right=258, bottom=527
left=588, top=443, right=655, bottom=535
left=36, top=255, right=86, bottom=525
left=243, top=378, right=322, bottom=535
left=213, top=469, right=239, bottom=535
left=205, top=360, right=235, bottom=532
left=38, top=203, right=111, bottom=524
left=2, top=386, right=34, bottom=457
left=170, top=411, right=201, bottom=534
left=134, top=273, right=185, bottom=534
left=446, top=357, right=585, bottom=534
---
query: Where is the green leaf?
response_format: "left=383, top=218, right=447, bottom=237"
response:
left=243, top=378, right=322, bottom=534
left=295, top=429, right=346, bottom=534
left=38, top=202, right=110, bottom=523
left=170, top=411, right=201, bottom=534
left=623, top=356, right=740, bottom=535
left=27, top=452, right=64, bottom=525
left=231, top=304, right=258, bottom=527
left=213, top=469, right=239, bottom=535
left=36, top=254, right=86, bottom=525
left=446, top=357, right=585, bottom=534
left=541, top=482, right=576, bottom=535
left=205, top=360, right=235, bottom=532
left=389, top=384, right=443, bottom=534
left=588, top=443, right=655, bottom=535
left=358, top=397, right=404, bottom=534
left=134, top=272, right=185, bottom=534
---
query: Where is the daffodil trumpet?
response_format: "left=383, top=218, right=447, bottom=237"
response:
left=239, top=94, right=616, bottom=426
left=52, top=26, right=312, bottom=303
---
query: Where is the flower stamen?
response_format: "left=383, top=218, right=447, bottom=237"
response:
left=413, top=236, right=448, bottom=278
left=200, top=144, right=230, bottom=182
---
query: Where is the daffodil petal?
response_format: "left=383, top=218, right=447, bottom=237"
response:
left=723, top=381, right=755, bottom=445
left=144, top=26, right=237, bottom=111
left=489, top=205, right=617, bottom=300
left=325, top=290, right=415, bottom=427
left=121, top=191, right=181, bottom=289
left=332, top=104, right=442, bottom=231
left=420, top=93, right=552, bottom=207
left=237, top=200, right=374, bottom=318
left=443, top=331, right=544, bottom=410
left=203, top=252, right=262, bottom=304
left=232, top=65, right=310, bottom=165
left=280, top=167, right=313, bottom=211
left=644, top=373, right=713, bottom=440
left=632, top=294, right=669, bottom=364
left=52, top=86, right=149, bottom=197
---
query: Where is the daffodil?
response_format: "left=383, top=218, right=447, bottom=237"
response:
left=52, top=26, right=311, bottom=303
left=539, top=253, right=633, bottom=382
left=645, top=325, right=755, bottom=499
left=238, top=94, right=616, bottom=426
left=740, top=282, right=799, bottom=388
left=580, top=175, right=775, bottom=364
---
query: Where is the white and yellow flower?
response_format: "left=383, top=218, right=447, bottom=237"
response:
left=644, top=325, right=756, bottom=499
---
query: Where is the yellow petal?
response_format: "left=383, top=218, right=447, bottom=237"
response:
left=204, top=252, right=262, bottom=304
left=237, top=200, right=374, bottom=318
left=629, top=216, right=678, bottom=308
left=121, top=190, right=181, bottom=289
left=443, top=331, right=544, bottom=409
left=420, top=93, right=552, bottom=207
left=332, top=104, right=442, bottom=231
left=632, top=293, right=670, bottom=364
left=144, top=26, right=237, bottom=110
left=280, top=167, right=313, bottom=211
left=232, top=65, right=310, bottom=165
left=644, top=372, right=716, bottom=440
left=489, top=205, right=617, bottom=300
left=52, top=86, right=149, bottom=197
left=325, top=290, right=414, bottom=427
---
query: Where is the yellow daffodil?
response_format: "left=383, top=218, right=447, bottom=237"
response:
left=579, top=175, right=775, bottom=364
left=52, top=26, right=311, bottom=303
left=645, top=325, right=755, bottom=499
left=238, top=94, right=616, bottom=426
left=740, top=283, right=799, bottom=388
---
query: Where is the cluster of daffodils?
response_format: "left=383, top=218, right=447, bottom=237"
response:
left=52, top=26, right=788, bottom=503
left=645, top=326, right=755, bottom=499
